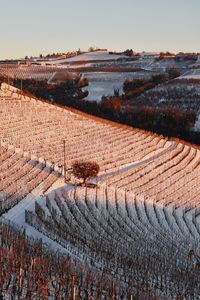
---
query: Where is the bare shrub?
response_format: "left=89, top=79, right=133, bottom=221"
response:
left=72, top=161, right=100, bottom=184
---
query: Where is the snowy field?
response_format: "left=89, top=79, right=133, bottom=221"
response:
left=82, top=71, right=153, bottom=101
left=48, top=50, right=128, bottom=65
left=180, top=69, right=200, bottom=79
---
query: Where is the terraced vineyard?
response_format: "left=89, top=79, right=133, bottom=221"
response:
left=0, top=143, right=60, bottom=215
left=135, top=77, right=200, bottom=111
left=25, top=185, right=200, bottom=298
left=0, top=64, right=56, bottom=81
left=1, top=83, right=200, bottom=298
left=0, top=83, right=170, bottom=174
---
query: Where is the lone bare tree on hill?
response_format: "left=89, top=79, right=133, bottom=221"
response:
left=72, top=161, right=100, bottom=185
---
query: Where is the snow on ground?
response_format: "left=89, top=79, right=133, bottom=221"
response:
left=49, top=51, right=128, bottom=65
left=1, top=140, right=173, bottom=251
left=192, top=55, right=200, bottom=66
left=180, top=69, right=200, bottom=79
left=1, top=178, right=91, bottom=261
left=195, top=114, right=200, bottom=131
left=2, top=172, right=135, bottom=265
left=67, top=57, right=158, bottom=70
left=83, top=71, right=152, bottom=102
left=98, top=141, right=174, bottom=183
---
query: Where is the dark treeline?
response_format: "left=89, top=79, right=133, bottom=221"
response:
left=98, top=100, right=198, bottom=145
left=123, top=74, right=169, bottom=99
left=12, top=78, right=88, bottom=103
left=123, top=69, right=181, bottom=98
left=3, top=77, right=200, bottom=146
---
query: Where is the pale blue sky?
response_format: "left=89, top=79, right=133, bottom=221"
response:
left=0, top=0, right=199, bottom=59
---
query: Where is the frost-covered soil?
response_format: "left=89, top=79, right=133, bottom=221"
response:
left=82, top=71, right=153, bottom=101
left=22, top=180, right=200, bottom=298
left=143, top=58, right=194, bottom=71
left=2, top=180, right=87, bottom=260
left=49, top=50, right=128, bottom=64
left=180, top=69, right=200, bottom=79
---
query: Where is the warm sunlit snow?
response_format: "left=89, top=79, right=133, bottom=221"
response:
left=1, top=83, right=200, bottom=298
left=49, top=51, right=128, bottom=65
left=82, top=71, right=152, bottom=101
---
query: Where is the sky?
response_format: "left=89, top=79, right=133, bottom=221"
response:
left=0, top=0, right=200, bottom=59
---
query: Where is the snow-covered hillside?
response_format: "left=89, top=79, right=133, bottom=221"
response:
left=82, top=71, right=152, bottom=101
left=49, top=50, right=128, bottom=65
left=1, top=83, right=200, bottom=298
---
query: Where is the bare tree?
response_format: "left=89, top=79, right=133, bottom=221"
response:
left=72, top=161, right=100, bottom=185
